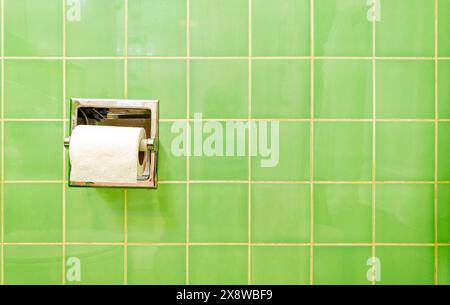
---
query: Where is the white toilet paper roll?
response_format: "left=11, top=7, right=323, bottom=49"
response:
left=69, top=125, right=147, bottom=183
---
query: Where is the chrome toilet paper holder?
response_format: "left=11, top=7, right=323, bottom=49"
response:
left=64, top=98, right=159, bottom=188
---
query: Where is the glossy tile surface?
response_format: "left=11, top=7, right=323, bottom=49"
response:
left=314, top=122, right=372, bottom=180
left=190, top=184, right=247, bottom=242
left=128, top=60, right=186, bottom=119
left=190, top=0, right=248, bottom=56
left=4, top=184, right=62, bottom=242
left=314, top=0, right=372, bottom=56
left=4, top=122, right=63, bottom=180
left=5, top=60, right=62, bottom=119
left=190, top=60, right=247, bottom=118
left=438, top=247, right=450, bottom=285
left=189, top=246, right=247, bottom=285
left=377, top=60, right=434, bottom=119
left=251, top=184, right=310, bottom=243
left=376, top=184, right=434, bottom=243
left=315, top=60, right=372, bottom=119
left=127, top=246, right=186, bottom=285
left=127, top=185, right=186, bottom=243
left=66, top=60, right=124, bottom=117
left=157, top=122, right=187, bottom=181
left=251, top=246, right=309, bottom=285
left=66, top=188, right=124, bottom=242
left=314, top=247, right=372, bottom=285
left=252, top=60, right=310, bottom=119
left=314, top=185, right=372, bottom=243
left=439, top=60, right=450, bottom=118
left=252, top=122, right=310, bottom=181
left=376, top=123, right=434, bottom=181
left=376, top=0, right=434, bottom=57
left=438, top=122, right=450, bottom=180
left=375, top=247, right=434, bottom=285
left=4, top=246, right=62, bottom=285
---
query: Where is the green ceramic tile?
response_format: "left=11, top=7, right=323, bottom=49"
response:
left=66, top=187, right=124, bottom=242
left=127, top=246, right=185, bottom=285
left=128, top=60, right=186, bottom=119
left=438, top=185, right=450, bottom=243
left=158, top=122, right=187, bottom=181
left=314, top=247, right=372, bottom=285
left=128, top=0, right=186, bottom=56
left=376, top=184, right=434, bottom=243
left=190, top=60, right=247, bottom=119
left=252, top=0, right=309, bottom=56
left=251, top=246, right=309, bottom=285
left=314, top=185, right=372, bottom=243
left=190, top=184, right=247, bottom=242
left=190, top=0, right=248, bottom=56
left=438, top=0, right=450, bottom=56
left=127, top=184, right=186, bottom=243
left=65, top=246, right=123, bottom=285
left=189, top=246, right=247, bottom=285
left=4, top=184, right=62, bottom=242
left=377, top=60, right=434, bottom=119
left=189, top=121, right=248, bottom=180
left=314, top=122, right=372, bottom=181
left=252, top=184, right=310, bottom=243
left=252, top=122, right=310, bottom=181
left=376, top=246, right=434, bottom=285
left=439, top=123, right=450, bottom=180
left=5, top=0, right=62, bottom=56
left=4, top=246, right=62, bottom=285
left=376, top=122, right=434, bottom=181
left=376, top=0, right=434, bottom=56
left=66, top=0, right=124, bottom=56
left=315, top=60, right=372, bottom=119
left=66, top=60, right=124, bottom=117
left=438, top=246, right=450, bottom=285
left=439, top=60, right=450, bottom=118
left=252, top=60, right=310, bottom=119
left=314, top=0, right=372, bottom=56
left=5, top=60, right=62, bottom=119
left=5, top=122, right=63, bottom=180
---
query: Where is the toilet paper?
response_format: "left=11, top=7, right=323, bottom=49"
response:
left=69, top=125, right=147, bottom=183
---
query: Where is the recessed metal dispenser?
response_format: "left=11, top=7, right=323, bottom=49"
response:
left=64, top=98, right=159, bottom=188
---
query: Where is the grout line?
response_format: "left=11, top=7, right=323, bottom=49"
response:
left=434, top=0, right=439, bottom=286
left=2, top=56, right=450, bottom=60
left=371, top=0, right=377, bottom=286
left=0, top=0, right=4, bottom=286
left=247, top=0, right=252, bottom=286
left=123, top=0, right=129, bottom=286
left=185, top=0, right=190, bottom=286
left=309, top=0, right=315, bottom=286
left=61, top=0, right=67, bottom=285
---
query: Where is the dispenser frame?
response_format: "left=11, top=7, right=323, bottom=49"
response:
left=65, top=98, right=158, bottom=188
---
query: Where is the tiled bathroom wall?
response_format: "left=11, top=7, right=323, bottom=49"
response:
left=1, top=0, right=450, bottom=285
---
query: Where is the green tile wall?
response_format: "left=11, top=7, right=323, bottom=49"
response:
left=0, top=0, right=449, bottom=285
